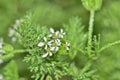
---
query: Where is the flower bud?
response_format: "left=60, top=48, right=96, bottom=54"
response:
left=81, top=0, right=102, bottom=11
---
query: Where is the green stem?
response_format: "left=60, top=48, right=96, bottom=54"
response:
left=80, top=61, right=91, bottom=75
left=98, top=40, right=120, bottom=53
left=87, top=11, right=95, bottom=57
left=0, top=49, right=29, bottom=60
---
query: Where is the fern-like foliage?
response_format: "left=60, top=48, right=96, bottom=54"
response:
left=18, top=14, right=70, bottom=80
left=63, top=17, right=87, bottom=59
left=17, top=13, right=100, bottom=80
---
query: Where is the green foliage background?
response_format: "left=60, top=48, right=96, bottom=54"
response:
left=0, top=0, right=120, bottom=80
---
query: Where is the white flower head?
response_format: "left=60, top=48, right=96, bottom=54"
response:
left=55, top=39, right=61, bottom=46
left=49, top=28, right=60, bottom=39
left=49, top=39, right=61, bottom=52
left=38, top=37, right=47, bottom=49
left=49, top=28, right=66, bottom=39
left=38, top=27, right=70, bottom=58
left=38, top=37, right=53, bottom=50
left=58, top=29, right=66, bottom=38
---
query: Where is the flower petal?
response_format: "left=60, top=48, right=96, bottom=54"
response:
left=43, top=37, right=47, bottom=41
left=55, top=39, right=61, bottom=46
left=63, top=32, right=66, bottom=35
left=44, top=45, right=48, bottom=50
left=48, top=34, right=53, bottom=37
left=49, top=52, right=52, bottom=56
left=38, top=42, right=44, bottom=47
left=55, top=47, right=59, bottom=51
left=50, top=47, right=55, bottom=51
left=42, top=53, right=48, bottom=58
left=66, top=47, right=70, bottom=50
left=48, top=40, right=54, bottom=46
left=50, top=28, right=54, bottom=33
left=8, top=29, right=15, bottom=37
left=66, top=42, right=70, bottom=46
left=60, top=29, right=63, bottom=33
left=55, top=31, right=59, bottom=37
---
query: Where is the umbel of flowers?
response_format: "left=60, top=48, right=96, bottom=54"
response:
left=38, top=28, right=70, bottom=58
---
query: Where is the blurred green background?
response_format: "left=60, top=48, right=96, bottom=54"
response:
left=0, top=0, right=120, bottom=80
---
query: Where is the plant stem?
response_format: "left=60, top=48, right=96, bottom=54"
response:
left=0, top=49, right=29, bottom=60
left=98, top=40, right=120, bottom=53
left=87, top=11, right=95, bottom=57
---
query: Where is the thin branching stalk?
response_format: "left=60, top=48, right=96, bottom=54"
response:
left=87, top=11, right=95, bottom=56
left=98, top=40, right=120, bottom=53
left=0, top=49, right=29, bottom=60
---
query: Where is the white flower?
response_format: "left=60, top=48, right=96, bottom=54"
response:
left=42, top=51, right=52, bottom=58
left=50, top=46, right=59, bottom=52
left=58, top=29, right=66, bottom=38
left=50, top=28, right=55, bottom=34
left=38, top=37, right=53, bottom=50
left=8, top=28, right=19, bottom=42
left=0, top=74, right=3, bottom=80
left=13, top=19, right=23, bottom=30
left=8, top=19, right=23, bottom=42
left=49, top=28, right=55, bottom=37
left=65, top=42, right=70, bottom=50
left=11, top=37, right=17, bottom=42
left=49, top=28, right=66, bottom=39
left=38, top=28, right=70, bottom=58
left=49, top=39, right=61, bottom=52
left=49, top=28, right=59, bottom=38
left=55, top=39, right=61, bottom=46
left=8, top=29, right=15, bottom=37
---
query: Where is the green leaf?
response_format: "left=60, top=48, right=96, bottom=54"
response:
left=4, top=60, right=19, bottom=80
left=2, top=44, right=14, bottom=53
left=46, top=75, right=52, bottom=80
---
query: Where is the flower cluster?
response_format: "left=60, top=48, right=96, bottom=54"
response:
left=8, top=19, right=23, bottom=42
left=38, top=28, right=70, bottom=58
left=0, top=38, right=5, bottom=64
